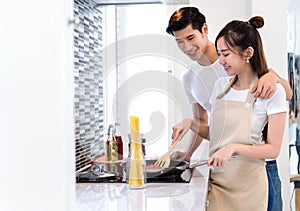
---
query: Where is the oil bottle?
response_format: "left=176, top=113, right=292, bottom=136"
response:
left=114, top=123, right=123, bottom=160
left=106, top=124, right=118, bottom=172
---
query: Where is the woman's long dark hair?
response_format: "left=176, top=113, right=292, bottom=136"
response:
left=215, top=16, right=269, bottom=78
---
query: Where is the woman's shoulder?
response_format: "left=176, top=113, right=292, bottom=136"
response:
left=274, top=83, right=286, bottom=98
left=212, top=76, right=233, bottom=95
left=270, top=83, right=287, bottom=103
left=215, top=76, right=233, bottom=86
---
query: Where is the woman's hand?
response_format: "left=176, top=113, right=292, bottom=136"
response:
left=207, top=143, right=236, bottom=167
left=171, top=118, right=193, bottom=143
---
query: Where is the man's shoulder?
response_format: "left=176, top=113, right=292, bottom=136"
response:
left=182, top=61, right=228, bottom=82
left=185, top=61, right=227, bottom=74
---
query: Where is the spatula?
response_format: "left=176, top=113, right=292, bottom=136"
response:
left=154, top=137, right=180, bottom=168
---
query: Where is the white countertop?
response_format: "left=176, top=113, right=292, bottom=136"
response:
left=76, top=165, right=209, bottom=211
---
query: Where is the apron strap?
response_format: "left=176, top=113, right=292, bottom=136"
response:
left=216, top=75, right=258, bottom=105
left=245, top=75, right=258, bottom=104
left=216, top=76, right=238, bottom=99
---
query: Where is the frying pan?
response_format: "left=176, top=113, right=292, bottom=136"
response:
left=121, top=159, right=208, bottom=179
left=145, top=159, right=208, bottom=178
left=145, top=159, right=189, bottom=178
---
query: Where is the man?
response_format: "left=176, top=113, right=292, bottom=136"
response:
left=166, top=7, right=292, bottom=211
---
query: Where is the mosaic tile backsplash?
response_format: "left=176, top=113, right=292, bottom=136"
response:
left=74, top=0, right=104, bottom=171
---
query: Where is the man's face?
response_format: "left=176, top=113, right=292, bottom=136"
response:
left=173, top=24, right=209, bottom=62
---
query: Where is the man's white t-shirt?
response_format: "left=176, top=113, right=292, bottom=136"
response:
left=182, top=60, right=228, bottom=113
left=181, top=60, right=228, bottom=159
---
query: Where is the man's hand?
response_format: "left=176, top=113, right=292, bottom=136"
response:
left=171, top=118, right=193, bottom=143
left=170, top=151, right=191, bottom=162
left=251, top=71, right=277, bottom=98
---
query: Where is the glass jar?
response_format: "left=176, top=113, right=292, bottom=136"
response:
left=126, top=140, right=147, bottom=189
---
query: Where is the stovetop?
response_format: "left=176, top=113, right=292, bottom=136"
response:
left=76, top=163, right=194, bottom=183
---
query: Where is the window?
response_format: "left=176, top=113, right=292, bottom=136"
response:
left=102, top=5, right=190, bottom=157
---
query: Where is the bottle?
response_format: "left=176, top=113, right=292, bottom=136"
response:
left=106, top=124, right=118, bottom=172
left=141, top=137, right=146, bottom=156
left=114, top=123, right=123, bottom=160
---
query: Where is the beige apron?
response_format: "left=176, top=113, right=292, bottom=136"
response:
left=206, top=76, right=268, bottom=211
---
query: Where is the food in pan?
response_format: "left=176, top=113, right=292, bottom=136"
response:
left=146, top=164, right=163, bottom=168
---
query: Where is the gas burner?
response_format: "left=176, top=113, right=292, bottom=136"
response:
left=76, top=163, right=193, bottom=183
left=76, top=164, right=121, bottom=183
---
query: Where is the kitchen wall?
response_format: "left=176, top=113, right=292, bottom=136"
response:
left=0, top=0, right=75, bottom=210
left=288, top=0, right=300, bottom=55
left=73, top=0, right=104, bottom=171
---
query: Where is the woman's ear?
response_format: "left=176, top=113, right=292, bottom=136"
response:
left=244, top=46, right=254, bottom=60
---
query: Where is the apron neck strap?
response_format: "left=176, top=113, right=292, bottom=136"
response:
left=245, top=75, right=258, bottom=104
left=216, top=75, right=258, bottom=104
left=216, top=76, right=237, bottom=99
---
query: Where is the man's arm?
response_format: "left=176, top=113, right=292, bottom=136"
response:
left=251, top=68, right=292, bottom=100
left=171, top=103, right=208, bottom=161
left=270, top=69, right=293, bottom=100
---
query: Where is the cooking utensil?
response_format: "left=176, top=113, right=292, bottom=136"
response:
left=154, top=137, right=180, bottom=168
left=122, top=159, right=198, bottom=179
left=175, top=160, right=208, bottom=170
left=145, top=159, right=189, bottom=178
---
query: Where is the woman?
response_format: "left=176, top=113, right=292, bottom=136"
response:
left=172, top=16, right=287, bottom=210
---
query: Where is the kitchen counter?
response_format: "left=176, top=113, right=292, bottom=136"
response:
left=76, top=165, right=209, bottom=211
